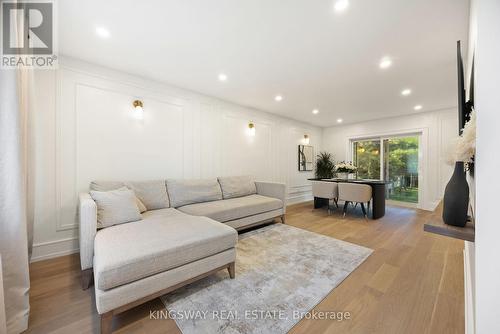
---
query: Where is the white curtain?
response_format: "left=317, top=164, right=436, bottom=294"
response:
left=0, top=1, right=34, bottom=328
left=0, top=68, right=32, bottom=333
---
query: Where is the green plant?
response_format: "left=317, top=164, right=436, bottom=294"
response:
left=315, top=152, right=335, bottom=179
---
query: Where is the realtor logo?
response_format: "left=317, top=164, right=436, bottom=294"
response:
left=1, top=0, right=57, bottom=68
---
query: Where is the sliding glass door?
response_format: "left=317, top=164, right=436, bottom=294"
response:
left=353, top=135, right=420, bottom=205
left=383, top=136, right=419, bottom=203
left=353, top=140, right=381, bottom=179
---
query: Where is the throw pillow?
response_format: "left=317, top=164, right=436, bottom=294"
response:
left=90, top=187, right=142, bottom=228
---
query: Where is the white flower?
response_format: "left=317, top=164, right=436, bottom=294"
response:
left=461, top=110, right=476, bottom=151
left=446, top=110, right=476, bottom=164
left=335, top=161, right=358, bottom=172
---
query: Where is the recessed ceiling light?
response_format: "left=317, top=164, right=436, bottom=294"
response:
left=379, top=57, right=392, bottom=69
left=334, top=0, right=349, bottom=12
left=95, top=26, right=110, bottom=38
left=337, top=118, right=343, bottom=123
left=401, top=89, right=412, bottom=96
left=312, top=109, right=319, bottom=114
left=414, top=105, right=423, bottom=110
left=218, top=73, right=227, bottom=82
left=274, top=95, right=283, bottom=102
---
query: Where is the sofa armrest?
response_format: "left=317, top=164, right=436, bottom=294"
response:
left=255, top=181, right=287, bottom=213
left=79, top=193, right=97, bottom=271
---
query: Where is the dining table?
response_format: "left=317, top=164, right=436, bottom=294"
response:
left=308, top=178, right=388, bottom=219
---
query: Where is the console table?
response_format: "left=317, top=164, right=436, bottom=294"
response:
left=308, top=178, right=388, bottom=219
left=424, top=201, right=475, bottom=242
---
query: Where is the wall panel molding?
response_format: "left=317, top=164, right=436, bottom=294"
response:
left=54, top=69, right=189, bottom=231
left=31, top=237, right=79, bottom=262
left=32, top=60, right=322, bottom=261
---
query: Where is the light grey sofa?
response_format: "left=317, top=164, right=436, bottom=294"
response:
left=79, top=176, right=286, bottom=333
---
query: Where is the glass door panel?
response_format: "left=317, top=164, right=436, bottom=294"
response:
left=353, top=140, right=381, bottom=179
left=383, top=136, right=419, bottom=203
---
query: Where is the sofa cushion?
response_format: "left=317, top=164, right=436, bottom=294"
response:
left=177, top=194, right=283, bottom=223
left=167, top=178, right=222, bottom=208
left=218, top=175, right=257, bottom=199
left=141, top=207, right=187, bottom=219
left=94, top=210, right=237, bottom=290
left=135, top=198, right=147, bottom=213
left=90, top=180, right=148, bottom=213
left=90, top=187, right=142, bottom=229
left=125, top=180, right=169, bottom=210
left=90, top=181, right=125, bottom=191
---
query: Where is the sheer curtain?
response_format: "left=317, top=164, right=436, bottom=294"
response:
left=0, top=68, right=32, bottom=333
left=0, top=3, right=34, bottom=331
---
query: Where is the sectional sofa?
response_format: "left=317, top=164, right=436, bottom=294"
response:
left=78, top=176, right=286, bottom=333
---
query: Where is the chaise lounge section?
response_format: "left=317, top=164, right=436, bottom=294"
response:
left=79, top=176, right=286, bottom=333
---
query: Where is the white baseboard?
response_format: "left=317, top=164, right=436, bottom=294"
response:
left=30, top=237, right=79, bottom=263
left=0, top=256, right=7, bottom=334
left=30, top=194, right=312, bottom=263
left=30, top=197, right=309, bottom=263
left=286, top=194, right=313, bottom=205
left=419, top=199, right=441, bottom=211
left=464, top=244, right=475, bottom=334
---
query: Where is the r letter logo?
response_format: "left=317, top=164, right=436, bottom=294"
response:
left=1, top=0, right=57, bottom=68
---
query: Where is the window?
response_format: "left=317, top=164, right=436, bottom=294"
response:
left=383, top=136, right=419, bottom=203
left=352, top=135, right=420, bottom=204
left=353, top=140, right=381, bottom=179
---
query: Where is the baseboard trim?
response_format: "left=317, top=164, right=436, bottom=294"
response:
left=31, top=237, right=79, bottom=263
left=30, top=194, right=310, bottom=263
left=464, top=244, right=475, bottom=334
left=425, top=199, right=441, bottom=212
left=286, top=194, right=313, bottom=205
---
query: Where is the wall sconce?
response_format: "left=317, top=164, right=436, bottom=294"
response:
left=132, top=100, right=144, bottom=120
left=303, top=134, right=310, bottom=145
left=247, top=122, right=256, bottom=136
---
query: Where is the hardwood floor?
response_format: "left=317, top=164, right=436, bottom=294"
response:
left=26, top=202, right=464, bottom=334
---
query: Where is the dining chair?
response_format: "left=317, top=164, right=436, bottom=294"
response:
left=338, top=183, right=372, bottom=218
left=311, top=181, right=338, bottom=214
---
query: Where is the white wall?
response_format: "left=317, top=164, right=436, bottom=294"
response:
left=322, top=109, right=458, bottom=211
left=464, top=0, right=477, bottom=332
left=30, top=57, right=322, bottom=261
left=475, top=0, right=500, bottom=332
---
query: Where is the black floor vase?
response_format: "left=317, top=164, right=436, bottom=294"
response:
left=442, top=161, right=469, bottom=227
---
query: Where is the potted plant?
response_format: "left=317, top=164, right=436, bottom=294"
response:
left=315, top=152, right=335, bottom=179
left=335, top=161, right=358, bottom=179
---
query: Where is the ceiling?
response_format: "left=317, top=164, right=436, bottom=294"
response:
left=58, top=0, right=470, bottom=127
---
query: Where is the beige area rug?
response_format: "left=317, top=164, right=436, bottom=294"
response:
left=161, top=223, right=372, bottom=334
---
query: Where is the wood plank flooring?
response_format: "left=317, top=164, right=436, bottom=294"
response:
left=26, top=202, right=464, bottom=334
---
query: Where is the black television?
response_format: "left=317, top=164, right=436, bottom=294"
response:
left=456, top=40, right=474, bottom=135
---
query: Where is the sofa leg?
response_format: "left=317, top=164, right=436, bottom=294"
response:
left=81, top=268, right=93, bottom=290
left=280, top=214, right=286, bottom=224
left=228, top=262, right=235, bottom=279
left=101, top=311, right=113, bottom=334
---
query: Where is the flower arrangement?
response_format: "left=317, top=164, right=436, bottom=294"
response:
left=447, top=110, right=476, bottom=165
left=335, top=161, right=358, bottom=173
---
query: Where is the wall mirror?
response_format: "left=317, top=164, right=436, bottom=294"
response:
left=298, top=145, right=314, bottom=171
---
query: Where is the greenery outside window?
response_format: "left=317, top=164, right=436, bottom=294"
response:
left=352, top=135, right=420, bottom=204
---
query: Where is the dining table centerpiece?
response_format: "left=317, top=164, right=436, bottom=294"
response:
left=335, top=161, right=357, bottom=179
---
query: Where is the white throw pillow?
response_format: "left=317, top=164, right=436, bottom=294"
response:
left=90, top=187, right=142, bottom=228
